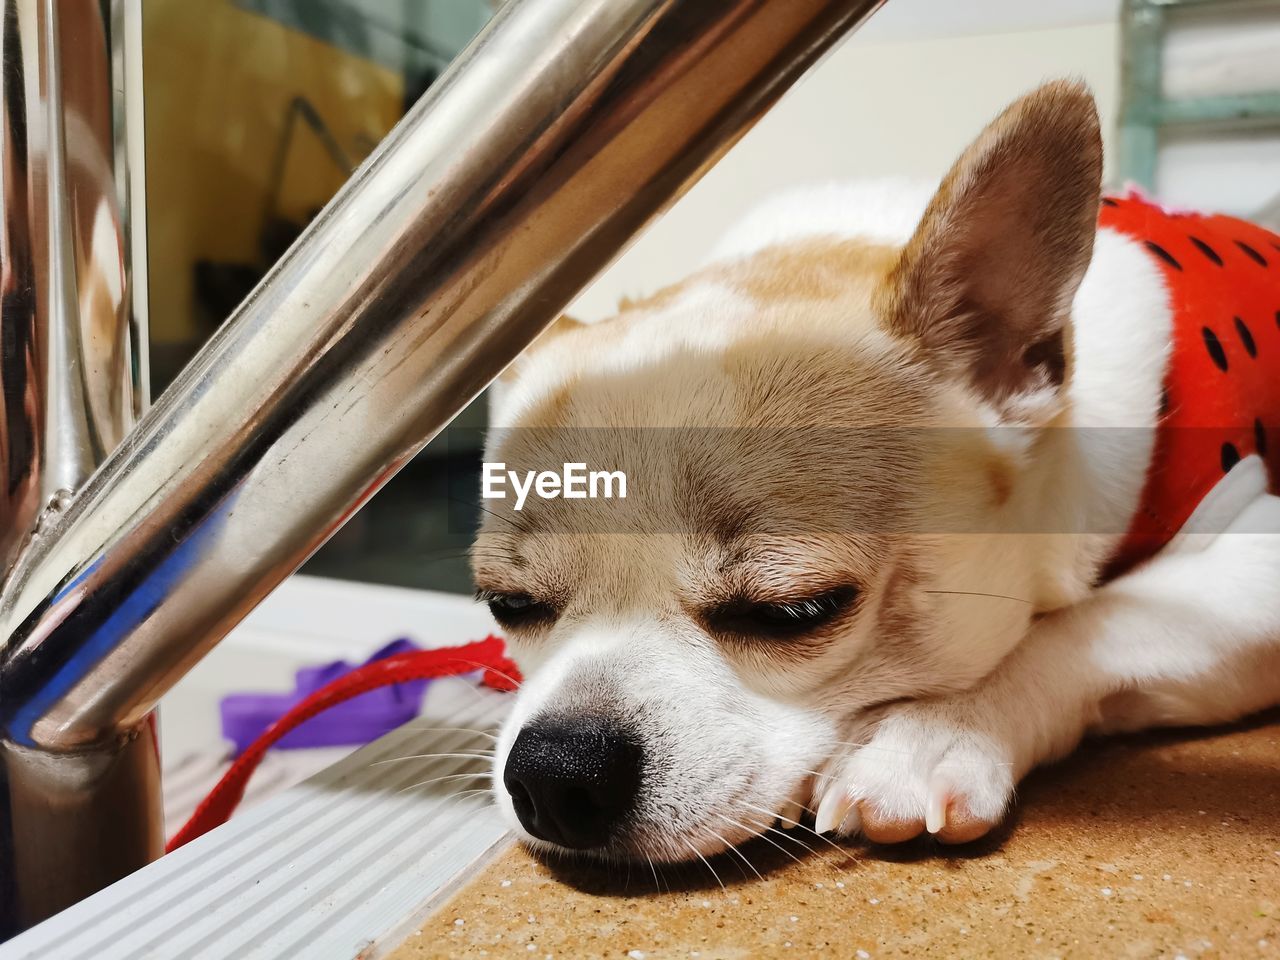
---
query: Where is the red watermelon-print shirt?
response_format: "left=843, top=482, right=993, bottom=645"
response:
left=1100, top=192, right=1280, bottom=579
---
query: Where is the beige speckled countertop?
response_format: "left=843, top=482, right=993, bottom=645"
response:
left=389, top=714, right=1280, bottom=959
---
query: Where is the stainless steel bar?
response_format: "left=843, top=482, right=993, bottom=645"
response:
left=0, top=0, right=139, bottom=580
left=0, top=0, right=882, bottom=931
left=108, top=0, right=150, bottom=424
left=0, top=0, right=146, bottom=933
left=1, top=720, right=160, bottom=934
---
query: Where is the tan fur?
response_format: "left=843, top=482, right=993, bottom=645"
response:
left=476, top=90, right=1104, bottom=690
left=478, top=182, right=1034, bottom=682
left=477, top=240, right=1018, bottom=698
left=476, top=82, right=1186, bottom=861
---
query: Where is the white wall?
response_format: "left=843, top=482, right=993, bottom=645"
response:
left=569, top=12, right=1122, bottom=322
left=1157, top=6, right=1280, bottom=222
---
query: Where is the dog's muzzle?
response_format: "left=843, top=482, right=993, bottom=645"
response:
left=502, top=715, right=643, bottom=849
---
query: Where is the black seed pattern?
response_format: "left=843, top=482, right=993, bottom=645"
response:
left=1145, top=241, right=1182, bottom=271
left=1256, top=418, right=1268, bottom=458
left=1234, top=316, right=1257, bottom=358
left=1190, top=236, right=1223, bottom=266
left=1222, top=442, right=1241, bottom=473
left=1202, top=326, right=1228, bottom=372
left=1101, top=197, right=1119, bottom=208
left=1236, top=240, right=1268, bottom=266
left=1159, top=387, right=1172, bottom=418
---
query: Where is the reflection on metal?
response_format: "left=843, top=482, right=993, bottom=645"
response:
left=109, top=0, right=150, bottom=422
left=1, top=719, right=161, bottom=934
left=0, top=0, right=142, bottom=577
left=0, top=0, right=149, bottom=933
left=0, top=0, right=883, bottom=934
left=239, top=0, right=493, bottom=83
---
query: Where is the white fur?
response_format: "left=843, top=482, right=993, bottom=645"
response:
left=484, top=173, right=1280, bottom=857
left=707, top=179, right=937, bottom=263
left=490, top=281, right=755, bottom=430
left=824, top=463, right=1280, bottom=842
left=716, top=178, right=1176, bottom=609
left=491, top=615, right=834, bottom=860
left=753, top=185, right=1279, bottom=840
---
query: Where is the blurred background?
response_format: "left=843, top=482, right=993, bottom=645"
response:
left=143, top=0, right=1280, bottom=595
left=143, top=0, right=497, bottom=594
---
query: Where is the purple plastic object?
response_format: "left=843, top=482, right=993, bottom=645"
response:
left=219, top=638, right=431, bottom=755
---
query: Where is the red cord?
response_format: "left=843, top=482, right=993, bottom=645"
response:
left=167, top=635, right=520, bottom=852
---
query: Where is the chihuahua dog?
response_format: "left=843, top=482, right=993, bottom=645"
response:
left=474, top=81, right=1280, bottom=862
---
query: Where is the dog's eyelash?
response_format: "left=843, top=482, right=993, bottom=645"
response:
left=769, top=595, right=846, bottom=620
left=476, top=588, right=560, bottom=629
left=703, top=585, right=859, bottom=641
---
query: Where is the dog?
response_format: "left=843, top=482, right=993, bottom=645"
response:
left=473, top=80, right=1280, bottom=862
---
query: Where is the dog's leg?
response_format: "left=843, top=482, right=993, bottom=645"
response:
left=812, top=467, right=1280, bottom=845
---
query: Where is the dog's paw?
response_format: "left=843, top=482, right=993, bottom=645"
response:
left=811, top=703, right=1016, bottom=845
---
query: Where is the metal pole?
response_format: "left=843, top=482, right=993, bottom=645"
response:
left=0, top=0, right=147, bottom=933
left=0, top=0, right=883, bottom=931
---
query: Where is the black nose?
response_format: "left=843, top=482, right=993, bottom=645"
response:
left=503, top=716, right=643, bottom=849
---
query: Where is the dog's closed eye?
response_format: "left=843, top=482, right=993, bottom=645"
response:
left=478, top=589, right=560, bottom=630
left=703, top=584, right=859, bottom=641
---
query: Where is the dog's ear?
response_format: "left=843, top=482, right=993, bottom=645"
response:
left=878, top=80, right=1102, bottom=423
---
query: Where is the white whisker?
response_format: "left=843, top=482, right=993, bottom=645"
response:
left=402, top=726, right=498, bottom=741
left=396, top=771, right=493, bottom=795
left=705, top=824, right=763, bottom=881
left=738, top=799, right=850, bottom=861
left=718, top=814, right=804, bottom=867
left=644, top=852, right=664, bottom=892
left=681, top=838, right=726, bottom=891
left=371, top=751, right=494, bottom=766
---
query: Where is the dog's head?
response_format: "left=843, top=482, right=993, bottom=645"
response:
left=473, top=82, right=1102, bottom=860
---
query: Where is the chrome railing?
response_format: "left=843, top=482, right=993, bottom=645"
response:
left=0, top=0, right=883, bottom=934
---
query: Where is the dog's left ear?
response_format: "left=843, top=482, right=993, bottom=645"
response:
left=879, top=80, right=1102, bottom=423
